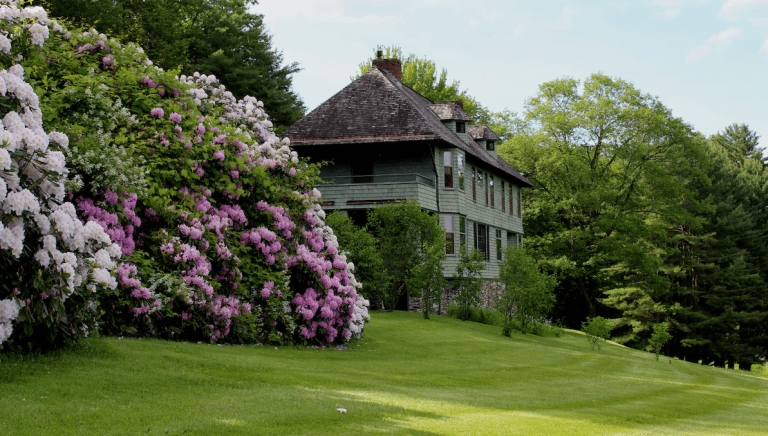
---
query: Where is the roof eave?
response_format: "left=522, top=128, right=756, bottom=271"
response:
left=290, top=134, right=438, bottom=146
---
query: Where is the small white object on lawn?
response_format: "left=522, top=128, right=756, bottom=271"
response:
left=337, top=408, right=347, bottom=413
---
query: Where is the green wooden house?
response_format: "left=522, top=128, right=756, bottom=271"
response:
left=283, top=56, right=532, bottom=282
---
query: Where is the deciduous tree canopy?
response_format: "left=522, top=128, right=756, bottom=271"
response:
left=502, top=73, right=700, bottom=326
left=503, top=72, right=768, bottom=367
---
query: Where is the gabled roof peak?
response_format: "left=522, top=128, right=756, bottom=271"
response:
left=429, top=101, right=472, bottom=121
left=468, top=124, right=500, bottom=141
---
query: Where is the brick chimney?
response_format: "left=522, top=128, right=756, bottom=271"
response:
left=372, top=51, right=402, bottom=82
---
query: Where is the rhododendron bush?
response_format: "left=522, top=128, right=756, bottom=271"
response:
left=0, top=0, right=368, bottom=351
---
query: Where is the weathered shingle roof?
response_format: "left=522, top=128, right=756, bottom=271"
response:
left=429, top=102, right=472, bottom=121
left=284, top=67, right=531, bottom=187
left=468, top=124, right=500, bottom=141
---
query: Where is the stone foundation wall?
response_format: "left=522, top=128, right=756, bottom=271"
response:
left=408, top=280, right=505, bottom=315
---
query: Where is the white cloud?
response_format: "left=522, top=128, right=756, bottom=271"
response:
left=706, top=26, right=743, bottom=47
left=686, top=26, right=742, bottom=61
left=686, top=44, right=713, bottom=61
left=652, top=0, right=708, bottom=18
left=653, top=0, right=688, bottom=6
left=554, top=7, right=578, bottom=30
left=718, top=0, right=768, bottom=21
left=760, top=39, right=768, bottom=54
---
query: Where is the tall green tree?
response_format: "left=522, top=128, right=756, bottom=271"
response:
left=670, top=126, right=768, bottom=368
left=497, top=247, right=556, bottom=335
left=367, top=201, right=445, bottom=312
left=454, top=247, right=486, bottom=320
left=409, top=241, right=447, bottom=319
left=39, top=0, right=305, bottom=131
left=602, top=125, right=768, bottom=367
left=501, top=73, right=701, bottom=329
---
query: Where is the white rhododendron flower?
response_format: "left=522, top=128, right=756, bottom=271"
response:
left=3, top=189, right=39, bottom=215
left=0, top=147, right=10, bottom=170
left=93, top=249, right=115, bottom=269
left=0, top=298, right=20, bottom=344
left=0, top=0, right=121, bottom=347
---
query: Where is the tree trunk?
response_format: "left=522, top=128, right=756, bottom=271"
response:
left=581, top=283, right=596, bottom=318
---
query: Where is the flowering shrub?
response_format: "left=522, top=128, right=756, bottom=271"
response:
left=0, top=0, right=369, bottom=350
left=0, top=1, right=120, bottom=351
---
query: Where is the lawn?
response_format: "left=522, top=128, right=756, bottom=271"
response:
left=1, top=311, right=767, bottom=435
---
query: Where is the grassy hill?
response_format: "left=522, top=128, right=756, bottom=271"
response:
left=1, top=311, right=767, bottom=435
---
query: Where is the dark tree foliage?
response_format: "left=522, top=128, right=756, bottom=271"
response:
left=669, top=126, right=768, bottom=369
left=38, top=0, right=305, bottom=131
left=366, top=201, right=445, bottom=312
left=324, top=212, right=385, bottom=303
left=603, top=125, right=768, bottom=368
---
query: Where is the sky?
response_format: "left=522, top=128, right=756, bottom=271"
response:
left=253, top=0, right=768, bottom=142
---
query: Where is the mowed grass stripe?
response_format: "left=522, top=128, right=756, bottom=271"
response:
left=1, top=311, right=766, bottom=435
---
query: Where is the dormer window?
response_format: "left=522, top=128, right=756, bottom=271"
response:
left=456, top=122, right=466, bottom=133
left=486, top=140, right=495, bottom=151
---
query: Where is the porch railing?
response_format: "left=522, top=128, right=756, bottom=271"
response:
left=322, top=173, right=435, bottom=188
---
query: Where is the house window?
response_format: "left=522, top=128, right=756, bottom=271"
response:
left=444, top=151, right=453, bottom=188
left=484, top=172, right=489, bottom=205
left=508, top=231, right=521, bottom=248
left=496, top=229, right=503, bottom=261
left=472, top=168, right=477, bottom=201
left=509, top=185, right=514, bottom=214
left=477, top=171, right=484, bottom=203
left=490, top=175, right=495, bottom=208
left=459, top=216, right=466, bottom=253
left=456, top=122, right=466, bottom=133
left=518, top=187, right=522, bottom=217
left=473, top=223, right=489, bottom=261
left=457, top=153, right=465, bottom=190
left=487, top=140, right=495, bottom=151
left=483, top=226, right=489, bottom=260
left=501, top=181, right=506, bottom=212
left=444, top=215, right=455, bottom=255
